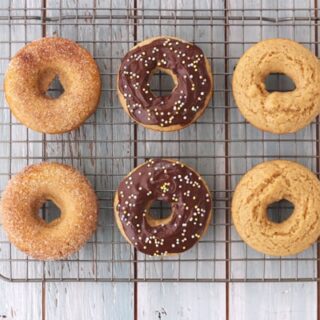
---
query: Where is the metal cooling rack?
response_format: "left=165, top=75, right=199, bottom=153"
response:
left=0, top=0, right=319, bottom=282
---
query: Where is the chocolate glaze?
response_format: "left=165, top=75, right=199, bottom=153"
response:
left=118, top=37, right=212, bottom=128
left=115, top=159, right=212, bottom=256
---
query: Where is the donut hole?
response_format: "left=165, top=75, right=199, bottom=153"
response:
left=149, top=68, right=176, bottom=97
left=45, top=75, right=65, bottom=99
left=147, top=199, right=172, bottom=226
left=38, top=200, right=61, bottom=224
left=267, top=199, right=294, bottom=223
left=264, top=73, right=296, bottom=92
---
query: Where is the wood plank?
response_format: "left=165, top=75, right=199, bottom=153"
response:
left=44, top=0, right=134, bottom=319
left=0, top=0, right=43, bottom=319
left=135, top=0, right=227, bottom=318
left=228, top=0, right=317, bottom=281
left=228, top=0, right=317, bottom=318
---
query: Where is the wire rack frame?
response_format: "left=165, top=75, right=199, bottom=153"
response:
left=0, top=0, right=319, bottom=282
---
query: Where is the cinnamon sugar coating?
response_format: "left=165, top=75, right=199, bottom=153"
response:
left=4, top=37, right=101, bottom=134
left=0, top=162, right=98, bottom=260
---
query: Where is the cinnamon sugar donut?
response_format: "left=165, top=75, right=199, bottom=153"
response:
left=0, top=162, right=98, bottom=260
left=4, top=37, right=101, bottom=134
left=114, top=159, right=212, bottom=256
left=117, top=36, right=213, bottom=131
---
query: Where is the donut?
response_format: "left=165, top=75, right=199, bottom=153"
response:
left=4, top=37, right=101, bottom=134
left=0, top=162, right=98, bottom=260
left=232, top=160, right=320, bottom=256
left=117, top=36, right=213, bottom=131
left=232, top=38, right=320, bottom=134
left=114, top=159, right=212, bottom=256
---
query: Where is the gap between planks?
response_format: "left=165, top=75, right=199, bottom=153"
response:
left=224, top=0, right=230, bottom=319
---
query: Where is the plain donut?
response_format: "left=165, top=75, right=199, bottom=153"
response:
left=232, top=38, right=320, bottom=134
left=232, top=160, right=320, bottom=256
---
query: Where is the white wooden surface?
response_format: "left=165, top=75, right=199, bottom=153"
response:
left=0, top=0, right=318, bottom=319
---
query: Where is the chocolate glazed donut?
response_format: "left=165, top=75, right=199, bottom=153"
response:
left=117, top=36, right=213, bottom=131
left=114, top=159, right=212, bottom=256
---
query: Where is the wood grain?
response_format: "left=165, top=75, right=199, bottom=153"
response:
left=45, top=283, right=133, bottom=320
left=230, top=283, right=316, bottom=320
left=0, top=282, right=42, bottom=320
left=138, top=283, right=226, bottom=320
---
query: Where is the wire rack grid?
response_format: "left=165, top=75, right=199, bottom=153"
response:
left=0, top=0, right=319, bottom=283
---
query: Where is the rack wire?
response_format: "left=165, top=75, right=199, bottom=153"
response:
left=0, top=0, right=319, bottom=282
